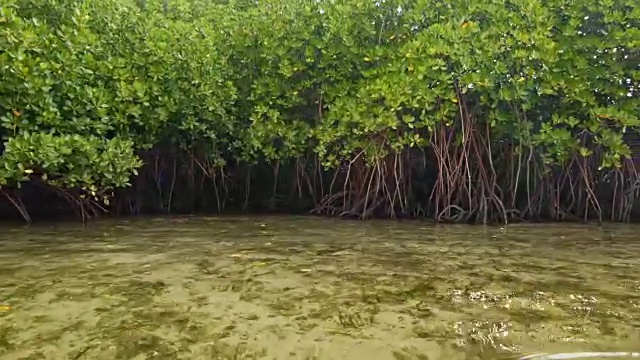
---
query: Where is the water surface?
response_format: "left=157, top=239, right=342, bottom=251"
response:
left=0, top=216, right=638, bottom=359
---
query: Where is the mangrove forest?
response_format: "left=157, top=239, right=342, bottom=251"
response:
left=0, top=0, right=638, bottom=223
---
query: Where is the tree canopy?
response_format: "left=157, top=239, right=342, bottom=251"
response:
left=1, top=0, right=638, bottom=223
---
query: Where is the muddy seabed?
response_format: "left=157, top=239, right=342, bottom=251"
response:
left=0, top=216, right=639, bottom=360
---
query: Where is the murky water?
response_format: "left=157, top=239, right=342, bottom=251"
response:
left=0, top=216, right=638, bottom=360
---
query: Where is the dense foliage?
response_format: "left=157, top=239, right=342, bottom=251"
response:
left=0, top=0, right=638, bottom=223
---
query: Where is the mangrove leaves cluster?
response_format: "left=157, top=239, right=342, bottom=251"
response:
left=0, top=0, right=638, bottom=223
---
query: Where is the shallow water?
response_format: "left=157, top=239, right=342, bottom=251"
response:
left=0, top=216, right=638, bottom=360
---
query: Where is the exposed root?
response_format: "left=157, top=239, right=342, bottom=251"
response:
left=1, top=189, right=31, bottom=222
left=437, top=205, right=471, bottom=223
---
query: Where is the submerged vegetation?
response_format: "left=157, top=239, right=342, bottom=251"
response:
left=0, top=217, right=639, bottom=359
left=0, top=0, right=638, bottom=223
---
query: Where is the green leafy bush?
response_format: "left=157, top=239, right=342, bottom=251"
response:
left=0, top=0, right=638, bottom=222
